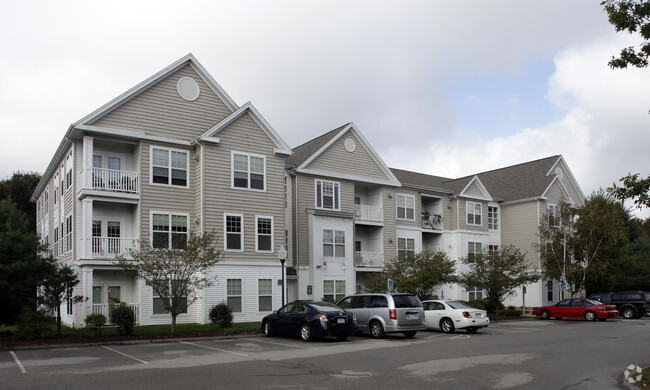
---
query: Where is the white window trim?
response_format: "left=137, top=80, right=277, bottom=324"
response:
left=149, top=211, right=190, bottom=249
left=152, top=280, right=189, bottom=316
left=255, top=215, right=274, bottom=253
left=231, top=151, right=267, bottom=192
left=315, top=179, right=341, bottom=211
left=227, top=278, right=243, bottom=313
left=396, top=194, right=415, bottom=220
left=224, top=213, right=244, bottom=252
left=65, top=214, right=73, bottom=254
left=466, top=201, right=483, bottom=226
left=150, top=146, right=190, bottom=188
left=397, top=237, right=416, bottom=258
left=548, top=204, right=561, bottom=227
left=258, top=278, right=273, bottom=312
left=322, top=229, right=345, bottom=258
left=488, top=206, right=499, bottom=230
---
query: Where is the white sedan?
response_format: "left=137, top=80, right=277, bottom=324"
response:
left=422, top=300, right=490, bottom=333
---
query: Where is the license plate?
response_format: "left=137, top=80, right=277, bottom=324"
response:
left=337, top=318, right=345, bottom=324
left=406, top=314, right=417, bottom=320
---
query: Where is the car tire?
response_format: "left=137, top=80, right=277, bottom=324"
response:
left=540, top=310, right=551, bottom=320
left=621, top=307, right=636, bottom=319
left=584, top=311, right=597, bottom=321
left=263, top=321, right=273, bottom=337
left=369, top=321, right=385, bottom=339
left=402, top=331, right=417, bottom=338
left=336, top=334, right=349, bottom=341
left=466, top=327, right=478, bottom=333
left=300, top=324, right=312, bottom=342
left=440, top=318, right=455, bottom=333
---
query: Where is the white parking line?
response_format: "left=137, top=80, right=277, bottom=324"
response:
left=101, top=345, right=148, bottom=364
left=9, top=351, right=26, bottom=374
left=244, top=337, right=313, bottom=349
left=181, top=341, right=248, bottom=356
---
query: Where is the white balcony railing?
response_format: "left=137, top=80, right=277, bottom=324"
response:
left=422, top=214, right=443, bottom=230
left=355, top=205, right=383, bottom=222
left=86, top=237, right=138, bottom=259
left=91, top=168, right=139, bottom=194
left=355, top=251, right=384, bottom=268
left=91, top=303, right=139, bottom=324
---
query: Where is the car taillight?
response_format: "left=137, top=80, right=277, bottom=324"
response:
left=389, top=309, right=396, bottom=320
left=462, top=311, right=471, bottom=318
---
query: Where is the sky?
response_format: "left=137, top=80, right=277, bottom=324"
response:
left=1, top=0, right=649, bottom=215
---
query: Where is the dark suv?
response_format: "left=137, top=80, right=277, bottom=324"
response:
left=589, top=291, right=650, bottom=319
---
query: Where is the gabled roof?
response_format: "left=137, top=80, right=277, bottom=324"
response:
left=198, top=101, right=292, bottom=155
left=286, top=123, right=350, bottom=168
left=390, top=168, right=453, bottom=194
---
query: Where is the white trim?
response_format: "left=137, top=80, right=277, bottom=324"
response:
left=297, top=168, right=401, bottom=187
left=542, top=176, right=575, bottom=205
left=149, top=211, right=190, bottom=249
left=224, top=213, right=244, bottom=252
left=466, top=201, right=483, bottom=226
left=75, top=124, right=193, bottom=146
left=231, top=151, right=267, bottom=192
left=255, top=215, right=274, bottom=253
left=315, top=179, right=341, bottom=211
left=150, top=145, right=190, bottom=189
left=396, top=193, right=415, bottom=221
left=459, top=176, right=492, bottom=201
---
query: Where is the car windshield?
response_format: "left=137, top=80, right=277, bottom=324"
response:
left=392, top=295, right=421, bottom=308
left=586, top=299, right=605, bottom=306
left=447, top=301, right=474, bottom=310
left=310, top=302, right=343, bottom=313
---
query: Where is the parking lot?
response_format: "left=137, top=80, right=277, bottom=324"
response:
left=2, top=318, right=649, bottom=389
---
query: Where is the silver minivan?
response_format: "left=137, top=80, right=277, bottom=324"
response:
left=336, top=293, right=426, bottom=338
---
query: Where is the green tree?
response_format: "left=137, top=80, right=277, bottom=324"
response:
left=364, top=250, right=456, bottom=301
left=116, top=231, right=222, bottom=334
left=39, top=257, right=85, bottom=336
left=612, top=235, right=650, bottom=290
left=608, top=173, right=650, bottom=209
left=0, top=199, right=46, bottom=325
left=602, top=0, right=650, bottom=69
left=457, top=245, right=539, bottom=316
left=0, top=171, right=41, bottom=232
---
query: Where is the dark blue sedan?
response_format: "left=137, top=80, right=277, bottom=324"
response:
left=261, top=301, right=357, bottom=341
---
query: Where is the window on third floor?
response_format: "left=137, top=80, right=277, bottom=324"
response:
left=488, top=206, right=498, bottom=230
left=316, top=179, right=340, bottom=210
left=396, top=194, right=415, bottom=220
left=466, top=201, right=482, bottom=226
left=232, top=152, right=265, bottom=191
left=151, top=147, right=188, bottom=187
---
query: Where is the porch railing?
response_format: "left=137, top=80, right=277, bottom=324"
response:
left=86, top=237, right=138, bottom=259
left=355, top=205, right=383, bottom=222
left=355, top=251, right=384, bottom=268
left=422, top=214, right=443, bottom=230
left=91, top=168, right=139, bottom=194
left=91, top=303, right=139, bottom=324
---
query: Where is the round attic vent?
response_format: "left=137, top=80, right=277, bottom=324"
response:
left=344, top=138, right=356, bottom=152
left=555, top=167, right=563, bottom=179
left=177, top=77, right=200, bottom=101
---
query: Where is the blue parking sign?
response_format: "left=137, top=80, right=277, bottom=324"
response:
left=388, top=279, right=393, bottom=291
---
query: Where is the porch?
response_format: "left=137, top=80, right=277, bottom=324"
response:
left=91, top=303, right=139, bottom=324
left=355, top=251, right=384, bottom=268
left=85, top=237, right=139, bottom=259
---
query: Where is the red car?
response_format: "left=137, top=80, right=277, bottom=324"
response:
left=532, top=298, right=619, bottom=321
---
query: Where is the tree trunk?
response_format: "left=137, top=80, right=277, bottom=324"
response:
left=56, top=306, right=62, bottom=336
left=171, top=314, right=177, bottom=334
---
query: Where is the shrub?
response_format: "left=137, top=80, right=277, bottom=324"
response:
left=499, top=309, right=522, bottom=317
left=85, top=313, right=107, bottom=337
left=469, top=298, right=504, bottom=314
left=507, top=305, right=516, bottom=311
left=111, top=305, right=135, bottom=335
left=16, top=307, right=54, bottom=340
left=209, top=302, right=233, bottom=328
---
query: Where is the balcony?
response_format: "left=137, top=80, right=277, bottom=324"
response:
left=91, top=168, right=139, bottom=194
left=92, top=303, right=139, bottom=324
left=355, top=205, right=383, bottom=223
left=355, top=251, right=384, bottom=268
left=85, top=237, right=139, bottom=259
left=422, top=214, right=443, bottom=231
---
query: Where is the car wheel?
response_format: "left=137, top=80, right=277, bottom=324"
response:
left=402, top=331, right=417, bottom=338
left=466, top=327, right=478, bottom=334
left=300, top=324, right=312, bottom=342
left=540, top=310, right=551, bottom=320
left=370, top=321, right=385, bottom=338
left=440, top=318, right=455, bottom=333
left=621, top=307, right=636, bottom=319
left=336, top=334, right=348, bottom=341
left=584, top=311, right=597, bottom=321
left=262, top=321, right=273, bottom=337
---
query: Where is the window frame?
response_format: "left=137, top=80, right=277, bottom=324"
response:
left=258, top=279, right=273, bottom=312
left=227, top=279, right=243, bottom=313
left=396, top=194, right=415, bottom=220
left=322, top=229, right=345, bottom=258
left=224, top=213, right=244, bottom=252
left=397, top=237, right=415, bottom=259
left=150, top=212, right=189, bottom=250
left=468, top=286, right=483, bottom=301
left=255, top=215, right=274, bottom=253
left=323, top=280, right=346, bottom=302
left=466, top=201, right=482, bottom=226
left=150, top=146, right=190, bottom=188
left=488, top=206, right=498, bottom=230
left=65, top=214, right=73, bottom=253
left=152, top=279, right=188, bottom=315
left=315, top=179, right=341, bottom=211
left=231, top=151, right=266, bottom=191
left=548, top=204, right=561, bottom=227
left=467, top=241, right=482, bottom=263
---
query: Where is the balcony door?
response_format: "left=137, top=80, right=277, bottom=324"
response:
left=93, top=154, right=123, bottom=189
left=92, top=219, right=122, bottom=256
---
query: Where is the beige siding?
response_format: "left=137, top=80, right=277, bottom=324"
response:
left=92, top=65, right=232, bottom=141
left=459, top=199, right=488, bottom=232
left=501, top=201, right=540, bottom=268
left=306, top=132, right=393, bottom=183
left=463, top=181, right=484, bottom=197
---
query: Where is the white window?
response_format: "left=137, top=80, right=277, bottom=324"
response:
left=152, top=279, right=188, bottom=315
left=468, top=286, right=483, bottom=301
left=315, top=179, right=340, bottom=210
left=65, top=150, right=73, bottom=191
left=256, top=216, right=273, bottom=252
left=323, top=280, right=346, bottom=302
left=227, top=279, right=242, bottom=312
left=151, top=147, right=189, bottom=187
left=65, top=215, right=73, bottom=253
left=468, top=242, right=482, bottom=263
left=232, top=152, right=265, bottom=190
left=396, top=194, right=415, bottom=220
left=225, top=214, right=243, bottom=251
left=53, top=226, right=59, bottom=258
left=466, top=201, right=482, bottom=226
left=548, top=204, right=561, bottom=227
left=152, top=213, right=188, bottom=249
left=323, top=229, right=345, bottom=257
left=488, top=206, right=498, bottom=230
left=258, top=279, right=272, bottom=312
left=398, top=238, right=415, bottom=259
left=546, top=280, right=554, bottom=301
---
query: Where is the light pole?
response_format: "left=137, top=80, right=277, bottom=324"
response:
left=277, top=245, right=287, bottom=306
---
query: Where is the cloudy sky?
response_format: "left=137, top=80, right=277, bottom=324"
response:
left=1, top=1, right=648, bottom=214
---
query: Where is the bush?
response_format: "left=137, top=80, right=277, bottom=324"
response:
left=85, top=313, right=107, bottom=337
left=468, top=298, right=504, bottom=314
left=111, top=305, right=135, bottom=335
left=209, top=302, right=233, bottom=328
left=499, top=309, right=522, bottom=317
left=16, top=307, right=54, bottom=340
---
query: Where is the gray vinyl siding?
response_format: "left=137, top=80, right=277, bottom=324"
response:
left=501, top=201, right=540, bottom=269
left=463, top=181, right=484, bottom=197
left=306, top=133, right=393, bottom=183
left=460, top=199, right=489, bottom=232
left=91, top=65, right=233, bottom=141
left=544, top=181, right=567, bottom=207
left=201, top=112, right=286, bottom=259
